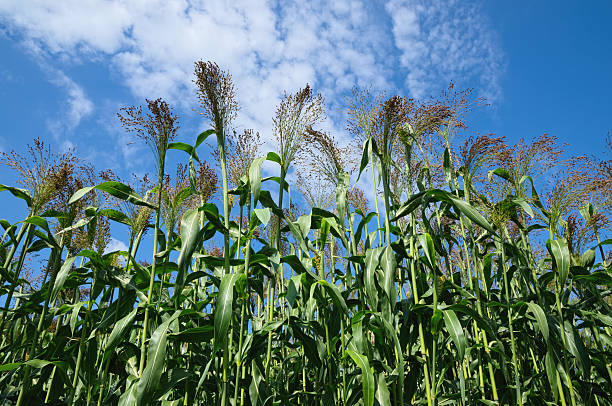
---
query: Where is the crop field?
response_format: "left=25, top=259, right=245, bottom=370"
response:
left=0, top=60, right=610, bottom=405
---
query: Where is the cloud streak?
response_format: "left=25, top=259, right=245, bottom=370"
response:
left=0, top=0, right=504, bottom=199
left=0, top=0, right=503, bottom=114
left=385, top=0, right=504, bottom=102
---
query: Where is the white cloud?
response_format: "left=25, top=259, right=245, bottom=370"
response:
left=0, top=0, right=504, bottom=205
left=51, top=70, right=94, bottom=128
left=105, top=237, right=128, bottom=254
left=44, top=67, right=94, bottom=142
left=385, top=0, right=504, bottom=102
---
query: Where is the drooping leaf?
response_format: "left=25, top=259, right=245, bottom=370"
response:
left=0, top=184, right=32, bottom=207
left=136, top=311, right=181, bottom=405
left=214, top=273, right=245, bottom=351
left=443, top=309, right=466, bottom=361
left=174, top=209, right=202, bottom=297
left=70, top=181, right=156, bottom=209
left=50, top=256, right=77, bottom=304
left=526, top=302, right=549, bottom=342
left=547, top=238, right=570, bottom=287
left=346, top=350, right=375, bottom=406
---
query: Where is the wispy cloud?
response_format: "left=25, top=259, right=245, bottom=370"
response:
left=44, top=67, right=94, bottom=149
left=0, top=0, right=504, bottom=203
left=105, top=237, right=128, bottom=254
left=0, top=0, right=502, bottom=121
left=385, top=0, right=504, bottom=103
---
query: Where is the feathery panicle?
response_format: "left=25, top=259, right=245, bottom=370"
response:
left=585, top=133, right=612, bottom=217
left=347, top=186, right=369, bottom=214
left=192, top=161, right=218, bottom=205
left=496, top=134, right=566, bottom=187
left=94, top=215, right=111, bottom=255
left=117, top=98, right=179, bottom=170
left=439, top=81, right=482, bottom=131
left=302, top=126, right=353, bottom=185
left=100, top=169, right=154, bottom=236
left=161, top=163, right=195, bottom=236
left=542, top=155, right=592, bottom=232
left=226, top=129, right=262, bottom=187
left=346, top=86, right=384, bottom=145
left=194, top=61, right=238, bottom=141
left=458, top=134, right=506, bottom=198
left=1, top=138, right=80, bottom=214
left=274, top=84, right=324, bottom=171
left=296, top=171, right=334, bottom=211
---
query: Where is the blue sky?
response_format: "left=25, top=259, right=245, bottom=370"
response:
left=0, top=0, right=610, bottom=249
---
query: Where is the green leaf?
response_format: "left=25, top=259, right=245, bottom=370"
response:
left=443, top=309, right=466, bottom=360
left=287, top=214, right=311, bottom=255
left=104, top=307, right=139, bottom=360
left=336, top=172, right=350, bottom=225
left=357, top=138, right=372, bottom=182
left=249, top=359, right=270, bottom=406
left=547, top=238, right=570, bottom=287
left=99, top=208, right=131, bottom=225
left=526, top=302, right=549, bottom=342
left=71, top=181, right=156, bottom=209
left=253, top=208, right=271, bottom=228
left=512, top=197, right=535, bottom=219
left=168, top=142, right=199, bottom=161
left=443, top=147, right=452, bottom=186
left=375, top=373, right=391, bottom=406
left=562, top=320, right=591, bottom=377
left=316, top=280, right=348, bottom=314
left=195, top=129, right=216, bottom=149
left=70, top=301, right=85, bottom=335
left=154, top=368, right=193, bottom=401
left=364, top=247, right=383, bottom=309
left=214, top=273, right=245, bottom=351
left=545, top=350, right=559, bottom=403
left=50, top=256, right=77, bottom=304
left=249, top=156, right=266, bottom=204
left=418, top=233, right=436, bottom=269
left=346, top=350, right=375, bottom=406
left=174, top=209, right=202, bottom=297
left=0, top=362, right=21, bottom=372
left=380, top=245, right=397, bottom=320
left=266, top=151, right=282, bottom=165
left=0, top=184, right=32, bottom=206
left=136, top=311, right=181, bottom=405
left=449, top=195, right=495, bottom=235
left=488, top=167, right=511, bottom=182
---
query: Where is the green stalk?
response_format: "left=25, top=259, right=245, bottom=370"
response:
left=67, top=262, right=96, bottom=405
left=139, top=160, right=165, bottom=376
left=0, top=224, right=34, bottom=320
left=16, top=234, right=65, bottom=406
left=410, top=214, right=432, bottom=406
left=97, top=232, right=136, bottom=406
left=265, top=165, right=287, bottom=379
left=234, top=195, right=252, bottom=405
left=497, top=232, right=522, bottom=406
left=0, top=219, right=29, bottom=285
left=370, top=157, right=383, bottom=244
left=458, top=177, right=499, bottom=402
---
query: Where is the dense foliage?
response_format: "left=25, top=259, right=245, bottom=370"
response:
left=0, top=61, right=611, bottom=405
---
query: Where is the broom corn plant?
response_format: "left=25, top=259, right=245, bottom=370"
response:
left=0, top=61, right=611, bottom=406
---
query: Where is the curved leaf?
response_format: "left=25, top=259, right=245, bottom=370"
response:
left=346, top=350, right=375, bottom=406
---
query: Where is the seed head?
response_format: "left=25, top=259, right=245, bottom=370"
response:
left=226, top=129, right=262, bottom=187
left=0, top=138, right=80, bottom=214
left=192, top=161, right=218, bottom=206
left=118, top=98, right=179, bottom=169
left=194, top=61, right=238, bottom=141
left=274, top=84, right=324, bottom=171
